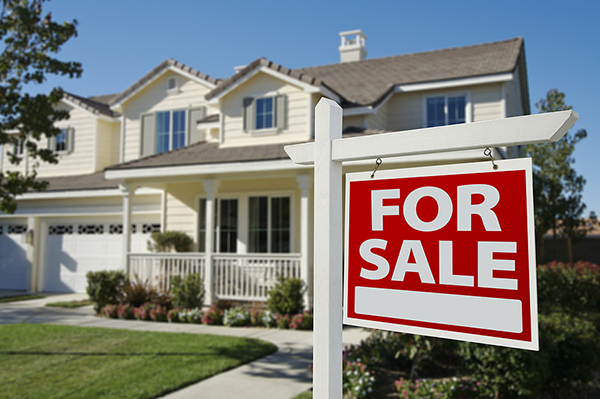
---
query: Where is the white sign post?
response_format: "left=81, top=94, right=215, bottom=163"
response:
left=284, top=98, right=578, bottom=399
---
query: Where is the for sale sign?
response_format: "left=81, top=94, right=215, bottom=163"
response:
left=343, top=158, right=538, bottom=350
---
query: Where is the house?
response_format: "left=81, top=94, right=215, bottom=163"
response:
left=0, top=31, right=530, bottom=308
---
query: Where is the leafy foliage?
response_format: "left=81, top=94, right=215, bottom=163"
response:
left=118, top=274, right=159, bottom=308
left=85, top=270, right=126, bottom=313
left=0, top=0, right=82, bottom=213
left=170, top=273, right=205, bottom=309
left=524, top=89, right=588, bottom=263
left=147, top=230, right=193, bottom=252
left=267, top=276, right=305, bottom=315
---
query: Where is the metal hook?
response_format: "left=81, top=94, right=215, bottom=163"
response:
left=371, top=158, right=382, bottom=178
left=484, top=148, right=498, bottom=170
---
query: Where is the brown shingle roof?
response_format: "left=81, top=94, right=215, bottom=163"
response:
left=207, top=37, right=524, bottom=107
left=106, top=140, right=294, bottom=171
left=63, top=92, right=119, bottom=118
left=297, top=37, right=524, bottom=106
left=40, top=171, right=123, bottom=192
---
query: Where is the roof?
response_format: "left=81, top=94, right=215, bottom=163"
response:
left=206, top=37, right=525, bottom=107
left=62, top=92, right=119, bottom=118
left=39, top=171, right=123, bottom=192
left=109, top=58, right=220, bottom=107
left=106, top=140, right=294, bottom=171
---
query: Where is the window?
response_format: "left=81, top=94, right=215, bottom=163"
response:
left=12, top=138, right=25, bottom=157
left=155, top=110, right=186, bottom=154
left=243, top=95, right=286, bottom=132
left=48, top=128, right=74, bottom=153
left=426, top=95, right=467, bottom=127
left=248, top=196, right=290, bottom=253
left=197, top=198, right=239, bottom=253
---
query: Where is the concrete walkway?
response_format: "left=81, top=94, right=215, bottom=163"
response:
left=0, top=293, right=370, bottom=399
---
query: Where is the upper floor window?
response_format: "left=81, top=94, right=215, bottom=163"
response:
left=156, top=110, right=186, bottom=154
left=426, top=94, right=467, bottom=127
left=140, top=107, right=206, bottom=158
left=48, top=128, right=74, bottom=154
left=12, top=138, right=25, bottom=157
left=243, top=95, right=286, bottom=133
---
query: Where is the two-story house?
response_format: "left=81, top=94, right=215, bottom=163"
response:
left=0, top=32, right=530, bottom=308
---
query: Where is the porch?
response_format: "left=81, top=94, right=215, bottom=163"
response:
left=128, top=252, right=304, bottom=304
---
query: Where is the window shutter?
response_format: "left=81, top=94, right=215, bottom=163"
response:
left=47, top=136, right=56, bottom=152
left=243, top=97, right=254, bottom=132
left=275, top=95, right=286, bottom=129
left=188, top=107, right=207, bottom=144
left=66, top=128, right=75, bottom=153
left=140, top=113, right=156, bottom=157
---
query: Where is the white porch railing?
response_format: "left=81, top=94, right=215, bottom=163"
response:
left=127, top=253, right=302, bottom=302
left=128, top=253, right=206, bottom=292
left=213, top=254, right=302, bottom=301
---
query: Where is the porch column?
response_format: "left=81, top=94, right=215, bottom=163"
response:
left=296, top=174, right=313, bottom=311
left=120, top=184, right=133, bottom=275
left=203, top=179, right=219, bottom=305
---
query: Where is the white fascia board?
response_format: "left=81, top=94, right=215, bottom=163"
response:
left=5, top=210, right=161, bottom=219
left=17, top=187, right=161, bottom=201
left=395, top=72, right=514, bottom=93
left=196, top=121, right=220, bottom=130
left=168, top=66, right=217, bottom=89
left=105, top=159, right=309, bottom=180
left=61, top=98, right=117, bottom=122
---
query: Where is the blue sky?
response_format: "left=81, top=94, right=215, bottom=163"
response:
left=35, top=0, right=599, bottom=215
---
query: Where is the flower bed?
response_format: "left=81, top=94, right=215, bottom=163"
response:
left=100, top=303, right=313, bottom=330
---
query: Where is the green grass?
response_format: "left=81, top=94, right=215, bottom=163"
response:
left=45, top=299, right=93, bottom=308
left=291, top=391, right=313, bottom=399
left=0, top=324, right=277, bottom=399
left=0, top=294, right=45, bottom=303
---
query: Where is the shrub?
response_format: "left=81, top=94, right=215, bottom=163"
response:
left=86, top=270, right=126, bottom=314
left=134, top=303, right=153, bottom=321
left=147, top=231, right=193, bottom=252
left=149, top=305, right=167, bottom=322
left=537, top=261, right=600, bottom=315
left=343, top=357, right=375, bottom=398
left=102, top=304, right=118, bottom=318
left=167, top=307, right=181, bottom=322
left=117, top=303, right=134, bottom=320
left=261, top=311, right=277, bottom=328
left=178, top=308, right=203, bottom=323
left=275, top=313, right=291, bottom=329
left=289, top=311, right=313, bottom=330
left=171, top=273, right=205, bottom=309
left=201, top=305, right=223, bottom=325
left=267, top=277, right=305, bottom=315
left=395, top=378, right=489, bottom=399
left=119, top=275, right=158, bottom=307
left=223, top=307, right=251, bottom=327
left=249, top=307, right=264, bottom=327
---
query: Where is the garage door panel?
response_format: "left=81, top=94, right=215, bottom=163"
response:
left=0, top=228, right=28, bottom=290
left=43, top=221, right=156, bottom=293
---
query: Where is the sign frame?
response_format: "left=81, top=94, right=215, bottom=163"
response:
left=343, top=158, right=538, bottom=350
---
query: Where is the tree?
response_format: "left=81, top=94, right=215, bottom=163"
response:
left=524, top=89, right=587, bottom=263
left=0, top=0, right=81, bottom=213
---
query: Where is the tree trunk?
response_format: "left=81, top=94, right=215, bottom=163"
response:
left=567, top=235, right=573, bottom=264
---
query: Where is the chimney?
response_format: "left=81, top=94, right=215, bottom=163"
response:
left=339, top=30, right=367, bottom=63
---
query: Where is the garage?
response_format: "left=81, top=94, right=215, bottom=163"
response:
left=41, top=219, right=158, bottom=293
left=0, top=223, right=29, bottom=291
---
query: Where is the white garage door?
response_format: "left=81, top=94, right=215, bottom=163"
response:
left=42, top=220, right=158, bottom=293
left=0, top=224, right=29, bottom=290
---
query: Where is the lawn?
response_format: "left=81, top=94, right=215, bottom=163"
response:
left=0, top=324, right=277, bottom=399
left=0, top=294, right=45, bottom=303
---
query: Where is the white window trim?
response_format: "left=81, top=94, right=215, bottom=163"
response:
left=52, top=127, right=74, bottom=155
left=422, top=91, right=471, bottom=128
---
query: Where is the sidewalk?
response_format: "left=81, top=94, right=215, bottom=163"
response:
left=0, top=294, right=370, bottom=399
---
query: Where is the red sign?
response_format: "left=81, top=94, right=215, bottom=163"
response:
left=343, top=159, right=538, bottom=350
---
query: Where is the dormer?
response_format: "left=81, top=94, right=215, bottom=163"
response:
left=339, top=30, right=367, bottom=63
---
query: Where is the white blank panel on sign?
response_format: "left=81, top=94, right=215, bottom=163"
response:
left=354, top=286, right=523, bottom=333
